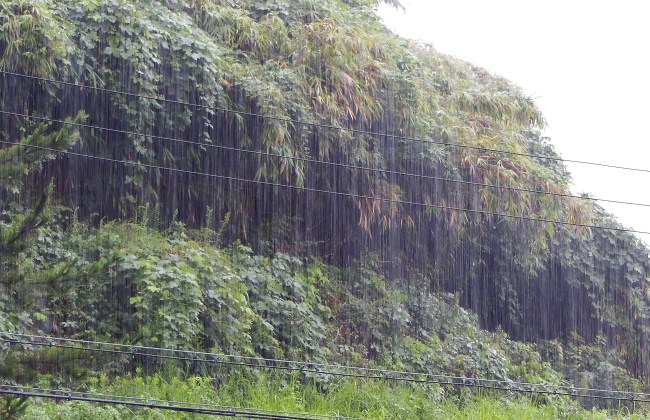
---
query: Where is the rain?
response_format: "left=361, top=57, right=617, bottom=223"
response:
left=1, top=0, right=649, bottom=417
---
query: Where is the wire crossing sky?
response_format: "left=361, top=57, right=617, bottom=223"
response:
left=3, top=70, right=649, bottom=175
left=2, top=1, right=650, bottom=417
left=4, top=106, right=650, bottom=210
left=1, top=136, right=646, bottom=236
left=379, top=0, right=650, bottom=242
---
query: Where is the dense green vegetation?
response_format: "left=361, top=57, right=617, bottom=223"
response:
left=16, top=374, right=649, bottom=419
left=2, top=0, right=650, bottom=417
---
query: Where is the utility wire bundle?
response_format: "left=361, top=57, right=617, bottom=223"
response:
left=2, top=58, right=650, bottom=418
left=0, top=384, right=355, bottom=420
left=2, top=333, right=649, bottom=404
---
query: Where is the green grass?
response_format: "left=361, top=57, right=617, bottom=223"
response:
left=20, top=373, right=649, bottom=419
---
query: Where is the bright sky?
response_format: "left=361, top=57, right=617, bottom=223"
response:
left=379, top=0, right=650, bottom=243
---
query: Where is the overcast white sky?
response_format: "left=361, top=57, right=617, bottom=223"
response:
left=379, top=0, right=650, bottom=243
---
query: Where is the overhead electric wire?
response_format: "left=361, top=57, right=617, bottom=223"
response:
left=0, top=137, right=647, bottom=236
left=2, top=69, right=650, bottom=175
left=2, top=71, right=648, bottom=412
left=0, top=384, right=352, bottom=419
left=2, top=333, right=649, bottom=403
left=2, top=109, right=649, bottom=211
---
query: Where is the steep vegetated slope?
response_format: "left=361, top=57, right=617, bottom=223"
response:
left=1, top=0, right=649, bottom=414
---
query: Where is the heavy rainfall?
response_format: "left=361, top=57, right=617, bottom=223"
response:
left=1, top=0, right=649, bottom=418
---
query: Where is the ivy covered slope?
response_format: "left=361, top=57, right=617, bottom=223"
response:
left=1, top=0, right=650, bottom=398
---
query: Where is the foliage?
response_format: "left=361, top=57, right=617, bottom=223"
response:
left=1, top=215, right=647, bottom=413
left=0, top=114, right=85, bottom=249
left=6, top=220, right=332, bottom=361
left=230, top=247, right=332, bottom=360
left=3, top=219, right=564, bottom=386
left=0, top=115, right=85, bottom=341
left=324, top=261, right=562, bottom=385
left=20, top=372, right=648, bottom=419
left=2, top=0, right=650, bottom=414
left=539, top=334, right=644, bottom=409
left=1, top=395, right=29, bottom=420
left=0, top=0, right=76, bottom=76
left=0, top=0, right=580, bottom=248
left=0, top=115, right=84, bottom=188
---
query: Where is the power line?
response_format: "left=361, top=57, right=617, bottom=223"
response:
left=2, top=74, right=648, bottom=410
left=3, top=132, right=647, bottom=234
left=0, top=385, right=351, bottom=419
left=3, top=109, right=650, bottom=210
left=0, top=138, right=646, bottom=236
left=2, top=69, right=650, bottom=175
left=2, top=334, right=648, bottom=403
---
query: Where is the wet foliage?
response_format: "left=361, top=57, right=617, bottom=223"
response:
left=1, top=0, right=650, bottom=413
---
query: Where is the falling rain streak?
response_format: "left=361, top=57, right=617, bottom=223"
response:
left=1, top=0, right=650, bottom=417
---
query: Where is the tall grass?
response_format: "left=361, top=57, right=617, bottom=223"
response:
left=22, top=372, right=648, bottom=419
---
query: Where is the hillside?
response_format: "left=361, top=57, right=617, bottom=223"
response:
left=1, top=0, right=650, bottom=417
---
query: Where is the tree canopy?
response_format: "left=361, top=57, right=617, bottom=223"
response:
left=1, top=0, right=650, bottom=414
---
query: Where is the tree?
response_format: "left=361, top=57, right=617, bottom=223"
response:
left=0, top=113, right=85, bottom=332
